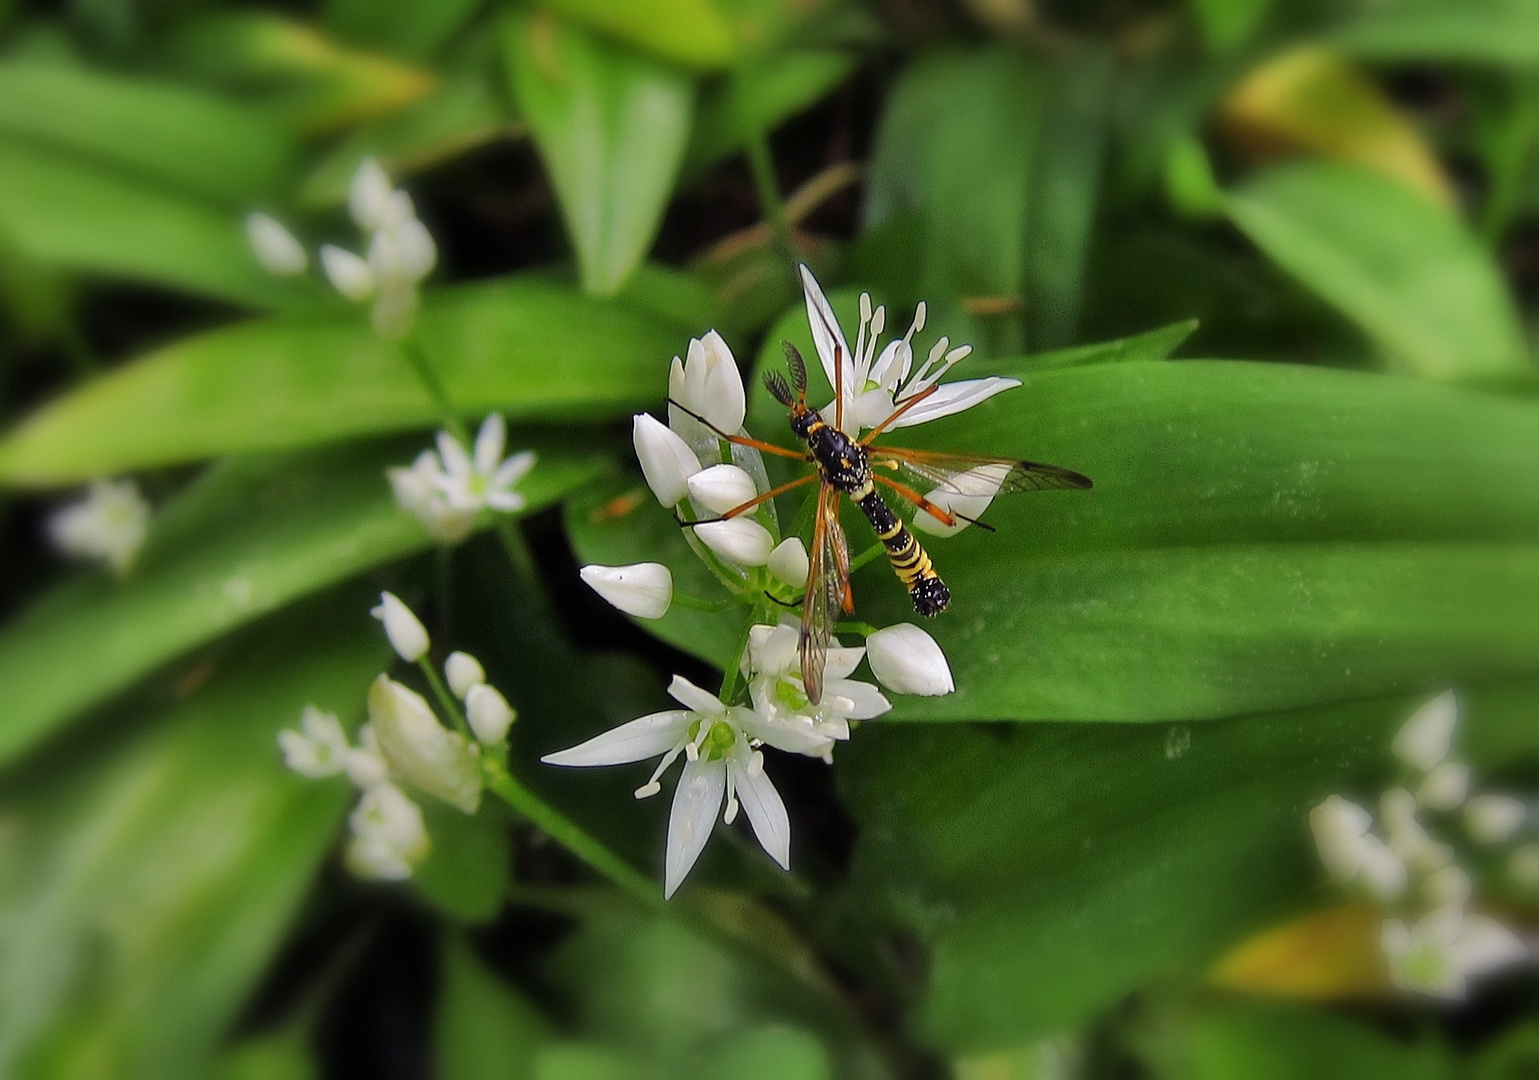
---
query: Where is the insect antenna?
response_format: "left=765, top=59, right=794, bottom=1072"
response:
left=763, top=370, right=794, bottom=407
left=781, top=342, right=808, bottom=399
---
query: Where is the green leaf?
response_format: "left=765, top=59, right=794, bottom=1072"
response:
left=323, top=0, right=484, bottom=61
left=1192, top=0, right=1274, bottom=51
left=695, top=1027, right=832, bottom=1080
left=1225, top=161, right=1529, bottom=381
left=413, top=800, right=512, bottom=924
left=0, top=274, right=681, bottom=485
left=539, top=0, right=736, bottom=70
left=213, top=1032, right=320, bottom=1080
left=0, top=61, right=294, bottom=206
left=505, top=13, right=695, bottom=296
left=0, top=134, right=313, bottom=310
left=435, top=933, right=551, bottom=1080
left=685, top=50, right=854, bottom=177
left=533, top=1045, right=647, bottom=1080
left=836, top=684, right=1539, bottom=1051
left=0, top=604, right=384, bottom=1077
left=995, top=319, right=1197, bottom=375
left=0, top=440, right=602, bottom=767
left=1334, top=0, right=1539, bottom=66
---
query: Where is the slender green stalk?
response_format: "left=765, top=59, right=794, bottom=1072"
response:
left=716, top=596, right=769, bottom=705
left=493, top=519, right=538, bottom=585
left=747, top=134, right=797, bottom=270
left=833, top=620, right=878, bottom=639
left=398, top=334, right=468, bottom=443
left=669, top=592, right=735, bottom=612
left=849, top=540, right=886, bottom=574
left=417, top=656, right=471, bottom=739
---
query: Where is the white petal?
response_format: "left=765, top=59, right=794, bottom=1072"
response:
left=436, top=430, right=474, bottom=485
left=1393, top=690, right=1458, bottom=773
left=665, top=758, right=726, bottom=898
left=1310, top=795, right=1372, bottom=882
left=667, top=674, right=726, bottom=716
left=1356, top=834, right=1409, bottom=902
left=687, top=464, right=758, bottom=516
left=580, top=562, right=673, bottom=620
left=349, top=157, right=394, bottom=232
left=473, top=414, right=507, bottom=476
left=1417, top=761, right=1471, bottom=812
left=48, top=478, right=152, bottom=574
left=465, top=683, right=515, bottom=745
left=444, top=651, right=486, bottom=699
left=633, top=413, right=702, bottom=508
left=541, top=710, right=691, bottom=767
left=697, top=330, right=746, bottom=434
left=868, top=339, right=909, bottom=391
left=823, top=645, right=865, bottom=682
left=370, top=591, right=429, bottom=662
left=865, top=623, right=954, bottom=696
left=1423, top=864, right=1474, bottom=910
left=824, top=678, right=891, bottom=721
left=245, top=212, right=308, bottom=276
left=747, top=623, right=799, bottom=677
left=1466, top=793, right=1527, bottom=844
left=1383, top=787, right=1454, bottom=872
left=366, top=675, right=482, bottom=813
left=732, top=753, right=790, bottom=869
left=736, top=707, right=835, bottom=757
left=490, top=449, right=537, bottom=493
left=320, top=244, right=375, bottom=301
left=393, top=214, right=437, bottom=282
left=798, top=264, right=852, bottom=400
left=694, top=518, right=774, bottom=567
left=911, top=461, right=1012, bottom=538
left=889, top=377, right=1021, bottom=429
left=1453, top=914, right=1529, bottom=975
left=767, top=538, right=810, bottom=588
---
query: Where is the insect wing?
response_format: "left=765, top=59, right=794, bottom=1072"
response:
left=871, top=448, right=1092, bottom=497
left=799, top=483, right=848, bottom=706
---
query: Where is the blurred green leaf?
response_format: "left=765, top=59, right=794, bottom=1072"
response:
left=533, top=1045, right=646, bottom=1080
left=1335, top=0, right=1539, bottom=66
left=506, top=13, right=695, bottom=296
left=0, top=61, right=294, bottom=206
left=0, top=134, right=313, bottom=311
left=539, top=0, right=736, bottom=70
left=324, top=0, right=484, bottom=61
left=1192, top=0, right=1274, bottom=51
left=1471, top=1022, right=1539, bottom=1080
left=1144, top=1002, right=1453, bottom=1080
left=685, top=50, right=854, bottom=177
left=695, top=1026, right=832, bottom=1080
left=0, top=605, right=383, bottom=1077
left=0, top=275, right=681, bottom=485
left=836, top=683, right=1539, bottom=1050
left=1226, top=161, right=1529, bottom=381
left=413, top=800, right=511, bottom=923
left=436, top=933, right=551, bottom=1080
left=0, top=440, right=602, bottom=767
left=213, top=1032, right=319, bottom=1080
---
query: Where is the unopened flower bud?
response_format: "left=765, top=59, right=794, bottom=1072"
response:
left=694, top=518, right=774, bottom=567
left=580, top=562, right=672, bottom=619
left=865, top=623, right=955, bottom=696
left=686, top=464, right=758, bottom=516
left=1417, top=761, right=1471, bottom=811
left=349, top=157, right=394, bottom=232
left=371, top=591, right=429, bottom=662
left=633, top=413, right=702, bottom=508
left=466, top=683, right=515, bottom=744
left=767, top=537, right=810, bottom=586
left=444, top=651, right=486, bottom=699
left=1393, top=690, right=1457, bottom=773
left=321, top=244, right=375, bottom=301
left=668, top=330, right=746, bottom=449
left=366, top=675, right=481, bottom=812
left=1466, top=793, right=1526, bottom=845
left=346, top=781, right=429, bottom=880
left=245, top=212, right=308, bottom=276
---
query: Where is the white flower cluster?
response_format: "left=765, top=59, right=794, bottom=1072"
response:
left=47, top=478, right=152, bottom=575
left=543, top=619, right=950, bottom=897
left=387, top=414, right=537, bottom=543
left=247, top=157, right=438, bottom=339
left=279, top=593, right=514, bottom=880
left=1310, top=691, right=1533, bottom=1000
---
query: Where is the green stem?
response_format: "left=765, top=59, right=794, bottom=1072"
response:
left=670, top=592, right=736, bottom=613
left=417, top=656, right=471, bottom=739
left=493, top=518, right=538, bottom=585
left=716, top=596, right=769, bottom=705
left=746, top=134, right=797, bottom=271
left=848, top=540, right=886, bottom=574
left=482, top=760, right=664, bottom=911
left=399, top=334, right=469, bottom=443
left=833, top=620, right=878, bottom=639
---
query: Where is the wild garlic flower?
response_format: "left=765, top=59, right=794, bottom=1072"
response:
left=767, top=537, right=810, bottom=587
left=580, top=562, right=673, bottom=620
left=245, top=212, right=308, bottom=276
left=542, top=674, right=790, bottom=898
left=798, top=264, right=1020, bottom=437
left=667, top=330, right=747, bottom=462
left=744, top=623, right=889, bottom=763
left=444, top=651, right=486, bottom=699
left=320, top=157, right=438, bottom=339
left=371, top=591, right=430, bottom=663
left=633, top=413, right=702, bottom=509
left=387, top=415, right=537, bottom=544
left=48, top=478, right=152, bottom=575
left=1381, top=906, right=1528, bottom=1000
left=865, top=623, right=956, bottom=696
left=367, top=674, right=482, bottom=814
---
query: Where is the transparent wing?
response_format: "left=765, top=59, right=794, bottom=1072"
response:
left=870, top=447, right=1092, bottom=498
left=799, top=482, right=849, bottom=707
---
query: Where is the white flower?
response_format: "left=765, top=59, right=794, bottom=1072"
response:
left=865, top=623, right=955, bottom=696
left=745, top=623, right=889, bottom=763
left=387, top=417, right=536, bottom=543
left=345, top=782, right=430, bottom=880
left=1310, top=795, right=1408, bottom=902
left=371, top=591, right=430, bottom=663
left=1381, top=905, right=1529, bottom=1000
left=48, top=478, right=152, bottom=575
left=541, top=674, right=790, bottom=898
left=278, top=706, right=351, bottom=778
left=1382, top=787, right=1455, bottom=873
left=910, top=462, right=1012, bottom=539
left=694, top=518, right=775, bottom=567
left=1393, top=690, right=1458, bottom=774
left=444, top=651, right=486, bottom=699
left=1418, top=761, right=1471, bottom=812
left=798, top=265, right=1019, bottom=437
left=349, top=157, right=396, bottom=233
left=667, top=330, right=746, bottom=460
left=633, top=413, right=702, bottom=508
left=366, top=675, right=482, bottom=813
left=581, top=562, right=673, bottom=620
left=321, top=244, right=375, bottom=301
left=465, top=683, right=515, bottom=745
left=1424, top=864, right=1474, bottom=910
left=686, top=464, right=759, bottom=517
left=1466, top=794, right=1526, bottom=845
left=388, top=449, right=477, bottom=543
left=767, top=537, right=810, bottom=587
left=324, top=159, right=437, bottom=339
left=245, top=212, right=308, bottom=276
left=345, top=723, right=390, bottom=789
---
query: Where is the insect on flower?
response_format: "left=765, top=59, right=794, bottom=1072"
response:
left=672, top=315, right=1092, bottom=705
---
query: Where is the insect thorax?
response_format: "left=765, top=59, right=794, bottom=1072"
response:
left=792, top=412, right=869, bottom=492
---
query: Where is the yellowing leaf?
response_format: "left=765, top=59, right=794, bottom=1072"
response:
left=1209, top=903, right=1390, bottom=1000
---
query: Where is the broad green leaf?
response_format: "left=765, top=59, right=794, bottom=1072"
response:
left=436, top=933, right=551, bottom=1080
left=413, top=799, right=512, bottom=923
left=1145, top=1002, right=1453, bottom=1080
left=1225, top=161, right=1529, bottom=381
left=835, top=683, right=1539, bottom=1050
left=0, top=61, right=294, bottom=206
left=0, top=439, right=603, bottom=767
left=539, top=0, right=736, bottom=70
left=1192, top=0, right=1274, bottom=51
left=0, top=134, right=313, bottom=311
left=695, top=1027, right=832, bottom=1080
left=506, top=13, right=695, bottom=296
left=323, top=0, right=484, bottom=61
left=0, top=606, right=385, bottom=1077
left=533, top=1045, right=647, bottom=1080
left=0, top=274, right=681, bottom=485
left=996, top=319, right=1197, bottom=374
left=213, top=1032, right=320, bottom=1080
left=685, top=50, right=855, bottom=177
left=1334, top=0, right=1539, bottom=66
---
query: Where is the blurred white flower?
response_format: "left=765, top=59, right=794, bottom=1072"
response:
left=324, top=158, right=438, bottom=339
left=278, top=706, right=351, bottom=778
left=366, top=675, right=482, bottom=813
left=320, top=244, right=375, bottom=301
left=694, top=518, right=775, bottom=567
left=1423, top=864, right=1474, bottom=910
left=1382, top=787, right=1455, bottom=873
left=1417, top=761, right=1471, bottom=812
left=744, top=623, right=888, bottom=763
left=346, top=782, right=430, bottom=880
left=48, top=478, right=152, bottom=575
left=686, top=464, right=759, bottom=517
left=371, top=591, right=430, bottom=663
left=348, top=157, right=396, bottom=232
left=798, top=264, right=1019, bottom=437
left=767, top=537, right=810, bottom=587
left=865, top=623, right=955, bottom=697
left=387, top=416, right=535, bottom=543
left=1381, top=905, right=1528, bottom=1000
left=444, top=651, right=486, bottom=699
left=344, top=723, right=390, bottom=789
left=465, top=683, right=515, bottom=745
left=667, top=330, right=746, bottom=459
left=1310, top=794, right=1408, bottom=902
left=542, top=674, right=789, bottom=898
left=581, top=562, right=673, bottom=620
left=633, top=413, right=702, bottom=508
left=388, top=449, right=477, bottom=543
left=245, top=212, right=308, bottom=276
left=1466, top=793, right=1526, bottom=845
left=1393, top=690, right=1458, bottom=774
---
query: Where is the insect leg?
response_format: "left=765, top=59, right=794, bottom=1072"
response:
left=664, top=398, right=807, bottom=460
left=678, top=474, right=817, bottom=526
left=873, top=473, right=958, bottom=527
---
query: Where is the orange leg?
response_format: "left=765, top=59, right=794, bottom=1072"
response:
left=666, top=398, right=807, bottom=460
left=681, top=474, right=817, bottom=525
left=859, top=384, right=940, bottom=446
left=873, top=473, right=956, bottom=527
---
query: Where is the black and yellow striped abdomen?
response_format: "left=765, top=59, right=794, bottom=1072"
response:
left=854, top=485, right=951, bottom=617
